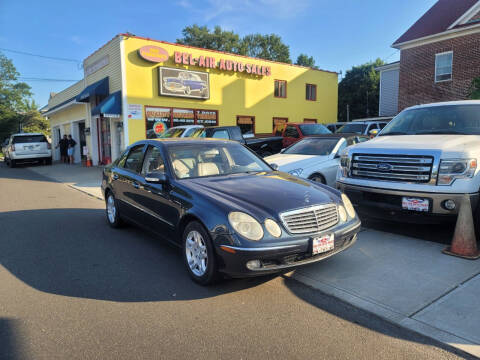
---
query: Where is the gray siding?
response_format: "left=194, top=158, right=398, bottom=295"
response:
left=379, top=68, right=399, bottom=116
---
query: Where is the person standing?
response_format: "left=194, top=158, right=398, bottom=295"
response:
left=67, top=135, right=77, bottom=164
left=56, top=134, right=69, bottom=163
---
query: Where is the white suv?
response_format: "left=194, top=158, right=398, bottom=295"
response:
left=4, top=133, right=52, bottom=168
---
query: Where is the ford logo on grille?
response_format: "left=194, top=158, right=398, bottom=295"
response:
left=377, top=163, right=393, bottom=171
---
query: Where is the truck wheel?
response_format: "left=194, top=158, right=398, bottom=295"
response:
left=9, top=159, right=15, bottom=168
left=309, top=174, right=326, bottom=184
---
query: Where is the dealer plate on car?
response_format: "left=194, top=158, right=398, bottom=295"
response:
left=402, top=197, right=429, bottom=212
left=312, top=234, right=334, bottom=255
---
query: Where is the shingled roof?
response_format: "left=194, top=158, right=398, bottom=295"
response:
left=393, top=0, right=479, bottom=46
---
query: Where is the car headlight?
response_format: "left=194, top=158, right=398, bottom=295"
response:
left=341, top=193, right=356, bottom=218
left=264, top=219, right=282, bottom=238
left=338, top=205, right=347, bottom=222
left=228, top=212, right=264, bottom=241
left=288, top=168, right=303, bottom=177
left=438, top=159, right=477, bottom=185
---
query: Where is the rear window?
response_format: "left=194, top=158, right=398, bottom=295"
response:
left=13, top=135, right=47, bottom=144
left=337, top=123, right=367, bottom=134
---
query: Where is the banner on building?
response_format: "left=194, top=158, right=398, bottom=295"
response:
left=159, top=67, right=210, bottom=100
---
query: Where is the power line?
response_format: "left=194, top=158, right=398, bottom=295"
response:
left=19, top=77, right=81, bottom=82
left=0, top=47, right=81, bottom=64
left=383, top=49, right=399, bottom=63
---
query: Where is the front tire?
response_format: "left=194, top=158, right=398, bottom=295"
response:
left=182, top=221, right=218, bottom=285
left=9, top=159, right=15, bottom=168
left=106, top=192, right=123, bottom=228
left=309, top=174, right=326, bottom=184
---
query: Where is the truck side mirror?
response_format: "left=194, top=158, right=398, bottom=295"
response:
left=369, top=129, right=379, bottom=137
left=270, top=163, right=279, bottom=170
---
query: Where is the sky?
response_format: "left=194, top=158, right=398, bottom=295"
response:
left=0, top=0, right=437, bottom=107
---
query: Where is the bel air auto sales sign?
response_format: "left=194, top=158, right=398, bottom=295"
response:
left=138, top=45, right=271, bottom=76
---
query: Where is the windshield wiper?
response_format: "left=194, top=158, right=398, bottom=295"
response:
left=378, top=131, right=407, bottom=136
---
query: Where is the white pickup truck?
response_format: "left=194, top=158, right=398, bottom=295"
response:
left=336, top=101, right=480, bottom=227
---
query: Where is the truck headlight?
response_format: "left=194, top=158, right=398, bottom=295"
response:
left=288, top=168, right=303, bottom=177
left=228, top=212, right=264, bottom=241
left=339, top=155, right=350, bottom=177
left=438, top=159, right=477, bottom=185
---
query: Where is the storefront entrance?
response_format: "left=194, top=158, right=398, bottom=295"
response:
left=97, top=116, right=112, bottom=165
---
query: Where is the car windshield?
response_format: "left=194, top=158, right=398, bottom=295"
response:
left=298, top=124, right=331, bottom=135
left=189, top=128, right=207, bottom=138
left=284, top=138, right=339, bottom=155
left=158, top=128, right=186, bottom=138
left=337, top=123, right=367, bottom=134
left=380, top=104, right=480, bottom=136
left=13, top=135, right=47, bottom=143
left=167, top=142, right=271, bottom=179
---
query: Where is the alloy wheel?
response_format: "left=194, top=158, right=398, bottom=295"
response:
left=107, top=194, right=116, bottom=223
left=185, top=230, right=208, bottom=276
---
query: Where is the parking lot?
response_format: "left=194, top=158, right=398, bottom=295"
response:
left=2, top=162, right=477, bottom=359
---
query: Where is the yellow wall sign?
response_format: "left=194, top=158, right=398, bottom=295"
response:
left=138, top=45, right=169, bottom=63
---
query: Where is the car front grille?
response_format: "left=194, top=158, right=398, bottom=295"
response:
left=280, top=204, right=339, bottom=234
left=351, top=154, right=434, bottom=183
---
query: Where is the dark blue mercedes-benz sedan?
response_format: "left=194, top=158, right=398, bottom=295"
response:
left=101, top=138, right=361, bottom=285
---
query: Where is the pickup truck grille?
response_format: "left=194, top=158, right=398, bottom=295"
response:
left=351, top=154, right=434, bottom=183
left=280, top=204, right=338, bottom=234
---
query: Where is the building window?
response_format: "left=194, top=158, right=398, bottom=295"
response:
left=435, top=51, right=453, bottom=82
left=274, top=80, right=287, bottom=98
left=306, top=84, right=317, bottom=101
left=303, top=118, right=317, bottom=123
left=237, top=116, right=255, bottom=136
left=273, top=117, right=288, bottom=136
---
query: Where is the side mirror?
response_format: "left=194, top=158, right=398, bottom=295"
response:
left=334, top=152, right=341, bottom=159
left=145, top=172, right=167, bottom=184
left=280, top=148, right=285, bottom=153
left=369, top=129, right=379, bottom=137
left=270, top=163, right=279, bottom=170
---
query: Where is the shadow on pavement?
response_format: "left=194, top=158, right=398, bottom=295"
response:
left=282, top=275, right=475, bottom=359
left=0, top=318, right=24, bottom=360
left=0, top=207, right=275, bottom=302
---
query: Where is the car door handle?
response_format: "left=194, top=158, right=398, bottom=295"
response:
left=132, top=182, right=140, bottom=189
left=112, top=174, right=119, bottom=180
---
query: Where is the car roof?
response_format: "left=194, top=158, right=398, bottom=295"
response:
left=168, top=125, right=203, bottom=130
left=405, top=100, right=480, bottom=111
left=143, top=138, right=236, bottom=146
left=12, top=133, right=45, bottom=137
left=288, top=122, right=327, bottom=125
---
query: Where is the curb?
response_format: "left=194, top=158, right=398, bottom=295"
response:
left=283, top=272, right=480, bottom=359
left=66, top=184, right=104, bottom=201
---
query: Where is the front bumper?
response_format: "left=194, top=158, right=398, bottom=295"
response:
left=214, top=218, right=361, bottom=277
left=336, top=181, right=479, bottom=223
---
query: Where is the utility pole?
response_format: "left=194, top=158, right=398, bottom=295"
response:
left=366, top=90, right=370, bottom=117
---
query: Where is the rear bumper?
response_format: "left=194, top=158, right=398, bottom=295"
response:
left=336, top=181, right=478, bottom=223
left=10, top=152, right=51, bottom=160
left=214, top=219, right=361, bottom=277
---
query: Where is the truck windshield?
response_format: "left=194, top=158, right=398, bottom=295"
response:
left=284, top=138, right=339, bottom=155
left=380, top=104, right=480, bottom=136
left=298, top=124, right=331, bottom=135
left=337, top=123, right=366, bottom=134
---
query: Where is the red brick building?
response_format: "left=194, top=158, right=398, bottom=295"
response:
left=392, top=0, right=480, bottom=111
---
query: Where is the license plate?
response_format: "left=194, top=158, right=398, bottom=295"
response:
left=312, top=234, right=334, bottom=255
left=25, top=146, right=34, bottom=150
left=402, top=197, right=429, bottom=212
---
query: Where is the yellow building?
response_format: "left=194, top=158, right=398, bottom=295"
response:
left=43, top=34, right=338, bottom=165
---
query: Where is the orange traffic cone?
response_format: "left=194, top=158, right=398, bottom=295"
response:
left=86, top=156, right=92, bottom=167
left=443, top=195, right=480, bottom=259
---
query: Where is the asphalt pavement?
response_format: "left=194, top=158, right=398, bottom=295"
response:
left=0, top=162, right=474, bottom=359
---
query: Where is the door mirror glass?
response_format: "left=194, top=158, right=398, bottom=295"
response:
left=145, top=172, right=167, bottom=184
left=270, top=163, right=279, bottom=170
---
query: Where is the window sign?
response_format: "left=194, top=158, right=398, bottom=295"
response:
left=196, top=110, right=218, bottom=126
left=172, top=108, right=195, bottom=127
left=146, top=107, right=171, bottom=138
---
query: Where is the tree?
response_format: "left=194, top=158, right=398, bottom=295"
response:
left=0, top=53, right=47, bottom=141
left=240, top=34, right=291, bottom=63
left=337, top=58, right=385, bottom=122
left=177, top=25, right=292, bottom=63
left=469, top=77, right=480, bottom=99
left=295, top=54, right=317, bottom=68
left=177, top=25, right=242, bottom=53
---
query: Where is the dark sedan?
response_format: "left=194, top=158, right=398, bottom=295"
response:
left=101, top=139, right=361, bottom=285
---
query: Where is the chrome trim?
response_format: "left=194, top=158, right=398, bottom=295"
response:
left=221, top=244, right=300, bottom=252
left=280, top=203, right=339, bottom=234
